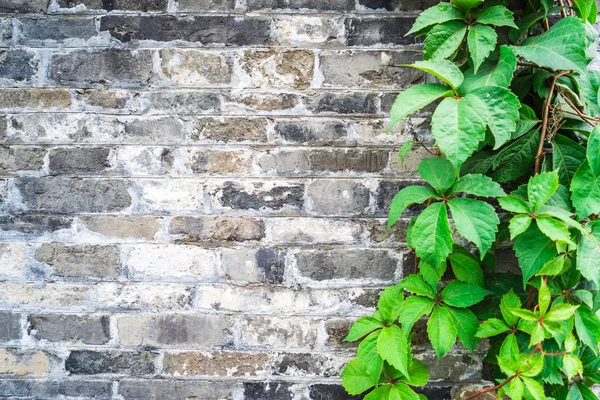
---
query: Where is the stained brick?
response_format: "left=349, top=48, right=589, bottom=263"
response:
left=345, top=17, right=419, bottom=46
left=119, top=379, right=236, bottom=400
left=0, top=50, right=37, bottom=82
left=0, top=379, right=112, bottom=399
left=0, top=312, right=21, bottom=342
left=19, top=18, right=97, bottom=42
left=65, top=350, right=157, bottom=375
left=57, top=0, right=167, bottom=11
left=28, top=314, right=110, bottom=345
left=35, top=244, right=121, bottom=278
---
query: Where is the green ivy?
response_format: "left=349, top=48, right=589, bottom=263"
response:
left=342, top=1, right=600, bottom=399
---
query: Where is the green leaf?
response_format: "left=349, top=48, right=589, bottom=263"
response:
left=499, top=195, right=531, bottom=214
left=345, top=317, right=384, bottom=342
left=574, top=307, right=600, bottom=354
left=587, top=126, right=600, bottom=175
left=491, top=129, right=540, bottom=183
left=545, top=304, right=579, bottom=322
left=364, top=386, right=388, bottom=400
left=341, top=358, right=379, bottom=395
left=388, top=383, right=420, bottom=400
left=562, top=354, right=583, bottom=380
left=401, top=359, right=429, bottom=386
left=407, top=59, right=464, bottom=91
left=536, top=216, right=572, bottom=243
left=377, top=325, right=410, bottom=378
left=476, top=318, right=511, bottom=338
left=509, top=377, right=524, bottom=400
left=521, top=377, right=546, bottom=399
left=387, top=185, right=439, bottom=230
left=357, top=331, right=384, bottom=380
left=476, top=5, right=518, bottom=28
left=514, top=104, right=539, bottom=140
left=572, top=290, right=594, bottom=308
left=520, top=354, right=544, bottom=377
left=377, top=284, right=405, bottom=324
left=467, top=24, right=498, bottom=74
left=417, top=157, right=456, bottom=193
left=537, top=255, right=567, bottom=276
left=400, top=274, right=436, bottom=298
left=566, top=382, right=598, bottom=400
left=449, top=173, right=506, bottom=197
left=527, top=171, right=559, bottom=212
left=538, top=281, right=551, bottom=316
left=509, top=214, right=532, bottom=240
left=453, top=0, right=483, bottom=14
left=398, top=141, right=414, bottom=164
left=449, top=252, right=484, bottom=287
left=424, top=21, right=468, bottom=60
left=514, top=224, right=558, bottom=286
left=510, top=17, right=587, bottom=71
left=427, top=305, right=457, bottom=358
left=573, top=0, right=595, bottom=21
left=571, top=161, right=600, bottom=219
left=419, top=259, right=444, bottom=289
left=448, top=197, right=500, bottom=257
left=388, top=84, right=453, bottom=132
left=406, top=3, right=465, bottom=37
left=447, top=306, right=480, bottom=351
left=431, top=95, right=488, bottom=169
left=471, top=86, right=521, bottom=149
left=460, top=45, right=517, bottom=94
left=501, top=290, right=522, bottom=327
left=577, top=221, right=600, bottom=286
left=552, top=134, right=586, bottom=187
left=412, top=202, right=453, bottom=269
left=441, top=281, right=490, bottom=308
left=398, top=295, right=435, bottom=334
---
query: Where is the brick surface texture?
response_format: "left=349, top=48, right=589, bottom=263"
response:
left=0, top=0, right=523, bottom=399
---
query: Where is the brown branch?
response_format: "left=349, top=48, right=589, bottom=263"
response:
left=464, top=375, right=518, bottom=400
left=417, top=141, right=439, bottom=156
left=557, top=0, right=569, bottom=18
left=555, top=88, right=597, bottom=128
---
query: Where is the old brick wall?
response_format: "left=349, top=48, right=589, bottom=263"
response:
left=0, top=0, right=487, bottom=399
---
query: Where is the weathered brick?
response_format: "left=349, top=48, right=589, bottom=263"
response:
left=259, top=149, right=389, bottom=174
left=272, top=120, right=349, bottom=144
left=0, top=0, right=46, bottom=13
left=170, top=216, right=265, bottom=242
left=0, top=348, right=49, bottom=376
left=0, top=379, right=112, bottom=399
left=96, top=283, right=192, bottom=310
left=223, top=92, right=299, bottom=112
left=308, top=92, right=378, bottom=114
left=248, top=0, right=354, bottom=10
left=397, top=0, right=440, bottom=10
left=353, top=118, right=430, bottom=146
left=272, top=353, right=348, bottom=377
left=0, top=215, right=72, bottom=235
left=294, top=249, right=398, bottom=281
left=273, top=16, right=343, bottom=47
left=0, top=89, right=71, bottom=109
left=212, top=181, right=304, bottom=212
left=0, top=50, right=37, bottom=82
left=117, top=314, right=234, bottom=347
left=0, top=283, right=90, bottom=308
left=163, top=351, right=268, bottom=377
left=320, top=50, right=423, bottom=88
left=0, top=243, right=29, bottom=279
left=57, top=0, right=167, bottom=11
left=28, top=314, right=110, bottom=345
left=183, top=148, right=252, bottom=175
left=391, top=146, right=435, bottom=174
left=178, top=0, right=236, bottom=11
left=194, top=117, right=267, bottom=143
left=122, top=117, right=188, bottom=144
left=240, top=49, right=315, bottom=90
left=66, top=350, right=157, bottom=375
left=79, top=216, right=159, bottom=239
left=417, top=352, right=482, bottom=382
left=137, top=179, right=205, bottom=213
left=100, top=15, right=270, bottom=45
left=119, top=379, right=236, bottom=400
left=0, top=146, right=45, bottom=173
left=417, top=386, right=453, bottom=400
left=35, top=244, right=121, bottom=278
left=16, top=178, right=131, bottom=214
left=0, top=312, right=21, bottom=342
left=244, top=382, right=293, bottom=400
left=221, top=248, right=285, bottom=283
left=160, top=49, right=233, bottom=86
left=50, top=50, right=153, bottom=87
left=345, top=17, right=418, bottom=46
left=148, top=91, right=220, bottom=114
left=266, top=218, right=363, bottom=244
left=123, top=245, right=219, bottom=282
left=358, top=0, right=397, bottom=10
left=242, top=317, right=320, bottom=348
left=48, top=147, right=111, bottom=174
left=307, top=180, right=370, bottom=216
left=77, top=89, right=130, bottom=109
left=18, top=18, right=97, bottom=42
left=309, top=384, right=362, bottom=400
left=324, top=319, right=353, bottom=349
left=113, top=147, right=173, bottom=176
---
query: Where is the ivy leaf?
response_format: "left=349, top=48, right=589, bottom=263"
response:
left=472, top=86, right=520, bottom=149
left=357, top=331, right=384, bottom=380
left=499, top=195, right=531, bottom=214
left=447, top=306, right=480, bottom=351
left=586, top=126, right=600, bottom=175
left=417, top=157, right=456, bottom=193
left=424, top=21, right=468, bottom=60
left=398, top=141, right=414, bottom=164
left=448, top=197, right=500, bottom=258
left=536, top=216, right=572, bottom=243
left=377, top=325, right=410, bottom=378
left=573, top=0, right=596, bottom=22
left=406, top=59, right=464, bottom=91
left=566, top=382, right=598, bottom=400
left=377, top=284, right=404, bottom=324
left=501, top=290, right=522, bottom=327
left=427, top=305, right=457, bottom=358
left=577, top=221, right=600, bottom=287
left=552, top=134, right=586, bottom=187
left=412, top=202, right=453, bottom=269
left=364, top=386, right=387, bottom=400
left=562, top=354, right=583, bottom=380
left=406, top=3, right=465, bottom=37
left=538, top=281, right=551, bottom=316
left=521, top=376, right=546, bottom=399
left=537, top=255, right=567, bottom=276
left=400, top=274, right=436, bottom=298
left=476, top=5, right=518, bottom=28
left=571, top=161, right=600, bottom=219
left=491, top=129, right=540, bottom=183
left=453, top=0, right=483, bottom=14
left=387, top=186, right=439, bottom=230
left=509, top=377, right=524, bottom=400
left=545, top=304, right=579, bottom=322
left=449, top=252, right=484, bottom=287
left=527, top=170, right=559, bottom=212
left=401, top=359, right=430, bottom=386
left=344, top=317, right=384, bottom=342
left=388, top=383, right=420, bottom=400
left=468, top=24, right=498, bottom=74
left=398, top=295, right=436, bottom=334
left=476, top=318, right=511, bottom=338
left=514, top=104, right=540, bottom=140
left=441, top=281, right=490, bottom=308
left=388, top=83, right=453, bottom=132
left=509, top=214, right=532, bottom=240
left=510, top=17, right=587, bottom=71
left=341, top=358, right=379, bottom=395
left=431, top=95, right=488, bottom=169
left=449, top=173, right=506, bottom=197
left=460, top=45, right=517, bottom=94
left=574, top=307, right=600, bottom=354
left=514, top=224, right=558, bottom=286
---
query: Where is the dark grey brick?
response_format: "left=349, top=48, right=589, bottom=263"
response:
left=295, top=249, right=397, bottom=281
left=244, top=382, right=293, bottom=400
left=309, top=384, right=362, bottom=399
left=0, top=311, right=21, bottom=342
left=0, top=0, right=46, bottom=13
left=273, top=120, right=348, bottom=144
left=65, top=350, right=157, bottom=375
left=50, top=50, right=153, bottom=87
left=345, top=17, right=419, bottom=46
left=248, top=0, right=354, bottom=10
left=0, top=146, right=45, bottom=172
left=358, top=0, right=397, bottom=10
left=178, top=0, right=236, bottom=10
left=0, top=379, right=112, bottom=399
left=35, top=244, right=121, bottom=278
left=256, top=248, right=285, bottom=284
left=308, top=93, right=378, bottom=115
left=416, top=387, right=452, bottom=400
left=149, top=92, right=221, bottom=114
left=118, top=379, right=236, bottom=400
left=0, top=50, right=36, bottom=82
left=19, top=18, right=97, bottom=42
left=16, top=178, right=132, bottom=213
left=273, top=353, right=340, bottom=377
left=49, top=147, right=111, bottom=174
left=217, top=181, right=304, bottom=211
left=307, top=180, right=370, bottom=216
left=397, top=0, right=440, bottom=11
left=376, top=181, right=427, bottom=217
left=0, top=215, right=72, bottom=235
left=28, top=314, right=110, bottom=345
left=100, top=15, right=270, bottom=45
left=57, top=0, right=167, bottom=11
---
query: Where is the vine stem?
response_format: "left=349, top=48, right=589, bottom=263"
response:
left=464, top=375, right=517, bottom=400
left=555, top=88, right=597, bottom=128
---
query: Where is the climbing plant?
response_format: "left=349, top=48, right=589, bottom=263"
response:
left=341, top=1, right=600, bottom=399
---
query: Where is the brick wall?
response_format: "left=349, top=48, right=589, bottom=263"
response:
left=0, top=0, right=487, bottom=399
